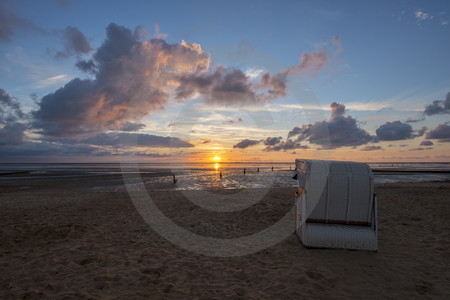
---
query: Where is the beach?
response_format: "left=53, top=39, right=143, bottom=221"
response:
left=1, top=176, right=449, bottom=299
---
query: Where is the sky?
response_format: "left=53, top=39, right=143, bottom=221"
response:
left=0, top=0, right=449, bottom=163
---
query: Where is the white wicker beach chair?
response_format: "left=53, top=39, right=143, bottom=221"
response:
left=294, top=159, right=378, bottom=251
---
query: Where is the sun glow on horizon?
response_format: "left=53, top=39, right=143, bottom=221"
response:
left=212, top=156, right=221, bottom=162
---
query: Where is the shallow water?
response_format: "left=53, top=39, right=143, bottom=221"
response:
left=2, top=162, right=450, bottom=191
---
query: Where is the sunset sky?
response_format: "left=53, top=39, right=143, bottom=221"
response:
left=1, top=0, right=449, bottom=163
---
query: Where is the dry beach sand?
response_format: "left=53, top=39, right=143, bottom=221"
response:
left=1, top=176, right=449, bottom=299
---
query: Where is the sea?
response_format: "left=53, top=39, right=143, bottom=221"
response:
left=1, top=162, right=450, bottom=191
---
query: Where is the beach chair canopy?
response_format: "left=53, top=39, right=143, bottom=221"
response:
left=295, top=159, right=378, bottom=251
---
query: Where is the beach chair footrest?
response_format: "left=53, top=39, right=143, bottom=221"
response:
left=302, top=223, right=378, bottom=251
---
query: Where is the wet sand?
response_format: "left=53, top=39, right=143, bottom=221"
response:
left=1, top=177, right=449, bottom=299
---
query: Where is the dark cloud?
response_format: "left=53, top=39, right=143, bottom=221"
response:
left=75, top=59, right=97, bottom=73
left=360, top=145, right=383, bottom=151
left=0, top=141, right=98, bottom=158
left=33, top=23, right=211, bottom=137
left=175, top=66, right=287, bottom=105
left=425, top=123, right=450, bottom=142
left=0, top=122, right=26, bottom=145
left=409, top=147, right=433, bottom=151
left=0, top=88, right=24, bottom=124
left=120, top=121, right=145, bottom=132
left=405, top=116, right=425, bottom=123
left=375, top=121, right=414, bottom=141
left=415, top=126, right=427, bottom=137
left=264, top=139, right=309, bottom=152
left=0, top=140, right=173, bottom=161
left=41, top=132, right=194, bottom=148
left=78, top=132, right=194, bottom=148
left=233, top=139, right=261, bottom=149
left=134, top=152, right=171, bottom=157
left=54, top=26, right=92, bottom=59
left=0, top=88, right=27, bottom=145
left=423, top=92, right=450, bottom=116
left=200, top=138, right=211, bottom=144
left=419, top=140, right=433, bottom=146
left=287, top=126, right=302, bottom=139
left=288, top=102, right=373, bottom=149
left=263, top=136, right=282, bottom=146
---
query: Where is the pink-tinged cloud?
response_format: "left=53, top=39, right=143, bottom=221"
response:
left=32, top=23, right=341, bottom=137
left=33, top=23, right=210, bottom=137
left=283, top=36, right=342, bottom=77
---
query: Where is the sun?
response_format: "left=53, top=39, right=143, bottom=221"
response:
left=212, top=156, right=221, bottom=162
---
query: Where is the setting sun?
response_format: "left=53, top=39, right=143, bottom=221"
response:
left=213, top=156, right=221, bottom=162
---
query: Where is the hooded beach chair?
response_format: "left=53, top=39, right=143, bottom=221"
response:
left=294, top=159, right=378, bottom=251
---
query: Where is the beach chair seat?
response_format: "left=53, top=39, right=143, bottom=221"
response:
left=295, top=159, right=378, bottom=251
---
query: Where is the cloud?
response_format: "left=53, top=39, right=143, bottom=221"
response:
left=33, top=24, right=340, bottom=138
left=0, top=122, right=27, bottom=145
left=425, top=123, right=450, bottom=142
left=78, top=132, right=194, bottom=148
left=375, top=121, right=414, bottom=141
left=54, top=26, right=92, bottom=59
left=232, top=136, right=308, bottom=152
left=75, top=59, right=96, bottom=73
left=200, top=138, right=211, bottom=144
left=153, top=24, right=168, bottom=39
left=33, top=74, right=70, bottom=89
left=375, top=122, right=425, bottom=141
left=409, top=147, right=432, bottom=151
left=0, top=141, right=98, bottom=158
left=119, top=121, right=145, bottom=132
left=0, top=88, right=24, bottom=123
left=263, top=136, right=282, bottom=146
left=175, top=36, right=340, bottom=105
left=415, top=10, right=432, bottom=23
left=174, top=66, right=287, bottom=105
left=0, top=88, right=27, bottom=145
left=405, top=116, right=425, bottom=123
left=233, top=139, right=261, bottom=149
left=264, top=139, right=309, bottom=152
left=245, top=67, right=265, bottom=79
left=283, top=35, right=342, bottom=77
left=419, top=140, right=433, bottom=146
left=423, top=92, right=450, bottom=116
left=134, top=152, right=171, bottom=158
left=360, top=145, right=383, bottom=151
left=0, top=0, right=45, bottom=42
left=33, top=23, right=211, bottom=137
left=416, top=126, right=427, bottom=137
left=288, top=102, right=373, bottom=149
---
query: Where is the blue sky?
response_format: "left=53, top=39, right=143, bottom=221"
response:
left=0, top=0, right=449, bottom=163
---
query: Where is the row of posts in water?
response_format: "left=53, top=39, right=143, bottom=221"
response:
left=172, top=165, right=293, bottom=183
